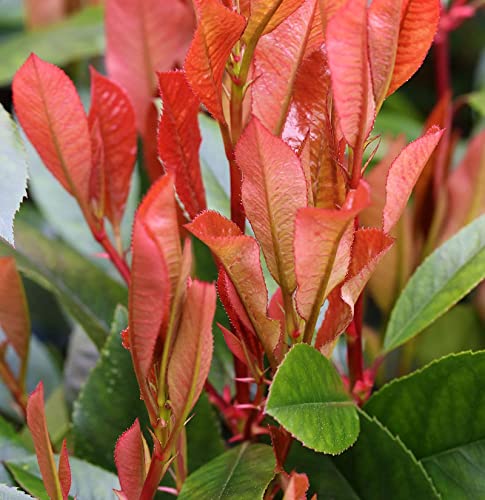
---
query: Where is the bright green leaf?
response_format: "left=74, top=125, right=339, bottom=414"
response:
left=178, top=443, right=275, bottom=500
left=365, top=351, right=485, bottom=498
left=5, top=463, right=48, bottom=500
left=266, top=344, right=359, bottom=454
left=0, top=104, right=28, bottom=245
left=0, top=417, right=29, bottom=485
left=468, top=89, right=485, bottom=116
left=0, top=218, right=126, bottom=349
left=384, top=215, right=485, bottom=352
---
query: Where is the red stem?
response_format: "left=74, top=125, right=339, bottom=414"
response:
left=140, top=449, right=170, bottom=500
left=0, top=360, right=27, bottom=418
left=347, top=293, right=364, bottom=389
left=93, top=230, right=131, bottom=285
left=434, top=28, right=451, bottom=99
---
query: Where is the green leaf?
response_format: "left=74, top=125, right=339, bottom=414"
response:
left=0, top=484, right=34, bottom=499
left=0, top=417, right=29, bottom=485
left=468, top=89, right=485, bottom=116
left=265, top=344, right=359, bottom=454
left=365, top=351, right=485, bottom=498
left=5, top=463, right=48, bottom=500
left=0, top=218, right=127, bottom=349
left=178, top=443, right=275, bottom=500
left=7, top=456, right=120, bottom=500
left=72, top=305, right=148, bottom=472
left=0, top=104, right=28, bottom=245
left=384, top=215, right=485, bottom=352
left=0, top=6, right=104, bottom=86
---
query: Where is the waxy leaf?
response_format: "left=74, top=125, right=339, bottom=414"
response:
left=158, top=71, right=206, bottom=219
left=168, top=280, right=216, bottom=425
left=26, top=382, right=66, bottom=500
left=114, top=419, right=148, bottom=500
left=236, top=118, right=307, bottom=292
left=266, top=344, right=359, bottom=454
left=184, top=0, right=245, bottom=122
left=243, top=0, right=305, bottom=44
left=88, top=68, right=137, bottom=231
left=178, top=443, right=275, bottom=500
left=186, top=211, right=280, bottom=364
left=0, top=103, right=28, bottom=245
left=295, top=182, right=370, bottom=321
left=365, top=352, right=485, bottom=498
left=0, top=257, right=30, bottom=369
left=13, top=54, right=92, bottom=213
left=383, top=126, right=443, bottom=233
left=326, top=0, right=375, bottom=148
left=252, top=0, right=318, bottom=136
left=387, top=0, right=440, bottom=96
left=384, top=215, right=485, bottom=352
left=106, top=0, right=195, bottom=132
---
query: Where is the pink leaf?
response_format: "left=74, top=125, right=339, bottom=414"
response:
left=158, top=71, right=206, bottom=219
left=58, top=440, right=71, bottom=500
left=383, top=126, right=443, bottom=233
left=184, top=0, right=245, bottom=122
left=236, top=118, right=307, bottom=292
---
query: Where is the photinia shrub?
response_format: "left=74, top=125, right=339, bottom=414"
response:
left=0, top=0, right=484, bottom=498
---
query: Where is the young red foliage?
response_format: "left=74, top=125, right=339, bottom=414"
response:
left=88, top=68, right=137, bottom=232
left=58, top=440, right=71, bottom=500
left=158, top=71, right=206, bottom=219
left=27, top=382, right=70, bottom=500
left=13, top=54, right=93, bottom=215
left=105, top=0, right=195, bottom=133
left=283, top=471, right=310, bottom=500
left=184, top=0, right=245, bottom=122
left=0, top=257, right=30, bottom=368
left=236, top=117, right=307, bottom=293
left=114, top=419, right=149, bottom=500
left=167, top=280, right=216, bottom=426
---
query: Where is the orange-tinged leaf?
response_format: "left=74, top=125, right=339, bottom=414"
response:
left=88, top=68, right=137, bottom=231
left=387, top=0, right=440, bottom=96
left=185, top=0, right=246, bottom=122
left=0, top=257, right=30, bottom=366
left=383, top=126, right=443, bottom=233
left=158, top=71, right=206, bottom=219
left=114, top=419, right=148, bottom=500
left=106, top=0, right=195, bottom=132
left=186, top=211, right=280, bottom=363
left=58, top=440, right=71, bottom=500
left=295, top=182, right=370, bottom=321
left=252, top=0, right=318, bottom=135
left=243, top=0, right=305, bottom=44
left=326, top=0, right=375, bottom=148
left=315, top=228, right=394, bottom=350
left=168, top=280, right=216, bottom=424
left=26, top=382, right=63, bottom=500
left=236, top=118, right=307, bottom=292
left=13, top=54, right=92, bottom=209
left=368, top=0, right=402, bottom=106
left=317, top=0, right=346, bottom=34
left=283, top=471, right=309, bottom=500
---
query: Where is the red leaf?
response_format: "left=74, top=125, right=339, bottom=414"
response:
left=219, top=323, right=248, bottom=365
left=26, top=382, right=63, bottom=500
left=315, top=229, right=394, bottom=350
left=158, top=71, right=206, bottom=219
left=295, top=182, right=370, bottom=321
left=186, top=211, right=280, bottom=364
left=283, top=471, right=310, bottom=500
left=168, top=280, right=216, bottom=424
left=58, top=440, right=71, bottom=500
left=184, top=0, right=245, bottom=122
left=326, top=0, right=375, bottom=148
left=106, top=0, right=195, bottom=132
left=252, top=0, right=319, bottom=135
left=383, top=126, right=443, bottom=233
left=114, top=419, right=148, bottom=500
left=88, top=68, right=137, bottom=232
left=0, top=257, right=30, bottom=368
left=236, top=118, right=307, bottom=292
left=243, top=0, right=305, bottom=44
left=387, top=0, right=440, bottom=96
left=13, top=54, right=92, bottom=211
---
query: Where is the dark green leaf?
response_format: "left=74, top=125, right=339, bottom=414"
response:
left=266, top=344, right=359, bottom=454
left=384, top=215, right=485, bottom=352
left=72, top=305, right=147, bottom=471
left=0, top=218, right=127, bottom=349
left=0, top=104, right=28, bottom=245
left=365, top=351, right=485, bottom=498
left=0, top=6, right=104, bottom=86
left=178, top=443, right=275, bottom=500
